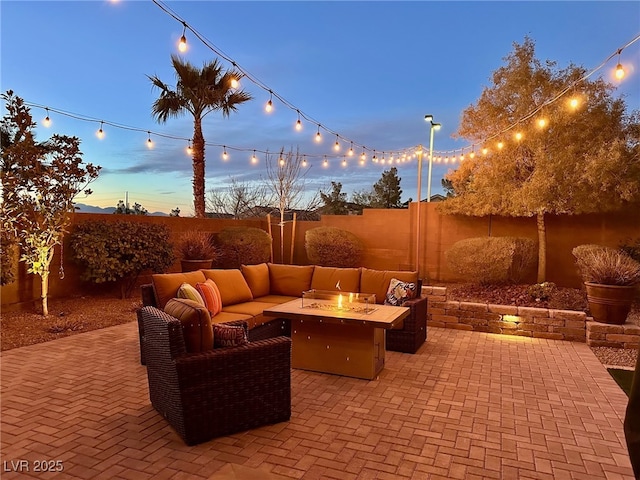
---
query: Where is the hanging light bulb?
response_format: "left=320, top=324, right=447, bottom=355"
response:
left=342, top=157, right=347, bottom=167
left=265, top=91, right=273, bottom=113
left=569, top=97, right=579, bottom=109
left=147, top=131, right=153, bottom=149
left=222, top=147, right=228, bottom=161
left=460, top=153, right=465, bottom=161
left=302, top=156, right=308, bottom=167
left=43, top=108, right=51, bottom=127
left=348, top=142, right=354, bottom=156
left=186, top=140, right=193, bottom=155
left=230, top=77, right=239, bottom=89
left=334, top=135, right=340, bottom=151
left=251, top=150, right=258, bottom=164
left=323, top=156, right=328, bottom=167
left=178, top=23, right=188, bottom=53
left=497, top=141, right=504, bottom=150
left=372, top=150, right=377, bottom=162
left=96, top=121, right=105, bottom=139
left=615, top=49, right=625, bottom=80
left=279, top=156, right=285, bottom=167
left=515, top=132, right=523, bottom=141
left=469, top=150, right=476, bottom=159
left=482, top=148, right=489, bottom=155
left=315, top=125, right=322, bottom=142
left=295, top=111, right=302, bottom=131
left=537, top=118, right=547, bottom=129
left=360, top=151, right=366, bottom=162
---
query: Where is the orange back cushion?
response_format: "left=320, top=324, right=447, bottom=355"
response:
left=310, top=266, right=360, bottom=292
left=242, top=263, right=270, bottom=298
left=268, top=263, right=315, bottom=296
left=360, top=268, right=418, bottom=304
left=201, top=269, right=253, bottom=306
left=152, top=271, right=207, bottom=309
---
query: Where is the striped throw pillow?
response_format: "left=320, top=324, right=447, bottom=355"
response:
left=176, top=283, right=204, bottom=306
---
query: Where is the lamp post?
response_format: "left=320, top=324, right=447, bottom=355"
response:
left=424, top=115, right=441, bottom=203
left=415, top=115, right=441, bottom=276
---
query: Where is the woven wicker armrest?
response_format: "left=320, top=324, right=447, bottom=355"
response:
left=399, top=295, right=427, bottom=333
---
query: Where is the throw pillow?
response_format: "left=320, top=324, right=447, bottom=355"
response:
left=213, top=324, right=248, bottom=348
left=384, top=278, right=417, bottom=306
left=164, top=298, right=213, bottom=353
left=177, top=283, right=205, bottom=306
left=196, top=281, right=222, bottom=316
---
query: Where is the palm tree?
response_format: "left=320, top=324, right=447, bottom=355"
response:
left=149, top=55, right=252, bottom=218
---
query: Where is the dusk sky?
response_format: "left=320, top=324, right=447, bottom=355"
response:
left=2, top=1, right=639, bottom=215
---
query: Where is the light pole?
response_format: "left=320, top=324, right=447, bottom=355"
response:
left=415, top=115, right=441, bottom=276
left=424, top=115, right=441, bottom=203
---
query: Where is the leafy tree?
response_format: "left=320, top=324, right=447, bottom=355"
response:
left=373, top=167, right=403, bottom=208
left=114, top=200, right=148, bottom=215
left=439, top=37, right=640, bottom=282
left=149, top=55, right=252, bottom=218
left=320, top=181, right=348, bottom=214
left=1, top=91, right=101, bottom=315
left=353, top=167, right=404, bottom=209
left=71, top=220, right=174, bottom=298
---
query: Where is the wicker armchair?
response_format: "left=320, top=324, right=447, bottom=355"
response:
left=140, top=306, right=292, bottom=445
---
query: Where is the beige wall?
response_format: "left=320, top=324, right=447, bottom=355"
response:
left=2, top=206, right=639, bottom=310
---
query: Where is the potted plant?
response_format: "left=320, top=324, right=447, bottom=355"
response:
left=177, top=231, right=217, bottom=272
left=573, top=244, right=640, bottom=324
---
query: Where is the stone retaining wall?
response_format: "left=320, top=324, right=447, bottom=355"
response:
left=423, top=286, right=640, bottom=349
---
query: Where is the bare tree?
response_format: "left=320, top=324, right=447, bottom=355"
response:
left=264, top=148, right=322, bottom=262
left=207, top=177, right=268, bottom=219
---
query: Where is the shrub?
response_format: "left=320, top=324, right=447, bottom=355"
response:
left=1, top=228, right=18, bottom=286
left=305, top=227, right=364, bottom=268
left=71, top=220, right=175, bottom=297
left=177, top=231, right=217, bottom=260
left=214, top=227, right=272, bottom=269
left=620, top=238, right=640, bottom=263
left=527, top=282, right=556, bottom=301
left=445, top=236, right=537, bottom=284
left=572, top=244, right=640, bottom=286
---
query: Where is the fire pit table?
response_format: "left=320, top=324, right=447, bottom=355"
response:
left=263, top=290, right=409, bottom=380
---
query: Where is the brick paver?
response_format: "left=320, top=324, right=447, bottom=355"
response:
left=0, top=322, right=635, bottom=479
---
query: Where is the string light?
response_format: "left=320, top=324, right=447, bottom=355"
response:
left=497, top=141, right=504, bottom=150
left=265, top=91, right=273, bottom=113
left=222, top=146, right=228, bottom=160
left=178, top=22, right=187, bottom=52
left=43, top=108, right=51, bottom=127
left=147, top=131, right=153, bottom=149
left=360, top=151, right=366, bottom=162
left=186, top=140, right=193, bottom=155
left=569, top=96, right=580, bottom=109
left=315, top=125, right=322, bottom=142
left=96, top=121, right=105, bottom=139
left=482, top=148, right=489, bottom=155
left=302, top=155, right=307, bottom=167
left=279, top=156, right=285, bottom=167
left=334, top=135, right=340, bottom=151
left=342, top=157, right=347, bottom=167
left=323, top=156, right=328, bottom=167
left=515, top=132, right=523, bottom=141
left=537, top=117, right=547, bottom=129
left=230, top=77, right=239, bottom=89
left=295, top=110, right=302, bottom=131
left=615, top=49, right=625, bottom=80
left=348, top=142, right=354, bottom=156
left=251, top=150, right=257, bottom=164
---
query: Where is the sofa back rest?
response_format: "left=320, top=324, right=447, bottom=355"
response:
left=241, top=263, right=270, bottom=298
left=268, top=263, right=315, bottom=296
left=163, top=298, right=213, bottom=353
left=201, top=269, right=253, bottom=306
left=151, top=271, right=207, bottom=309
left=310, top=266, right=360, bottom=292
left=360, top=268, right=418, bottom=304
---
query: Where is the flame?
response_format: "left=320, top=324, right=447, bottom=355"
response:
left=338, top=294, right=343, bottom=309
left=335, top=280, right=341, bottom=290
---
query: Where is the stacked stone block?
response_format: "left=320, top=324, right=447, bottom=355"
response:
left=420, top=285, right=617, bottom=345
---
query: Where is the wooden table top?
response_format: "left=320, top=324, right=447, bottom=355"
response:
left=263, top=298, right=409, bottom=329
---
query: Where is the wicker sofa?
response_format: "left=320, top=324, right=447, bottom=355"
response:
left=140, top=307, right=291, bottom=445
left=138, top=263, right=428, bottom=363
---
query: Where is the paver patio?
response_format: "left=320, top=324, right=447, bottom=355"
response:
left=0, top=321, right=635, bottom=479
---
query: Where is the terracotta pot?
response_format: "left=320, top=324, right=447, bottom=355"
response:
left=180, top=259, right=213, bottom=272
left=585, top=282, right=637, bottom=325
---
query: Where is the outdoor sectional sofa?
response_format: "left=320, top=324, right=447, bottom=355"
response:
left=137, top=263, right=428, bottom=364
